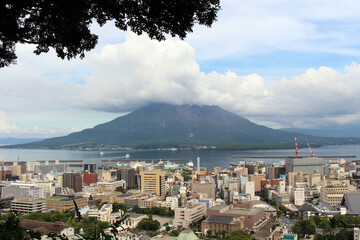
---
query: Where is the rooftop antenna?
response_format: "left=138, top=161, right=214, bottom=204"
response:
left=295, top=135, right=299, bottom=158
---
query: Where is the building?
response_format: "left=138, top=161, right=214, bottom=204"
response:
left=97, top=180, right=126, bottom=193
left=285, top=157, right=324, bottom=174
left=34, top=162, right=69, bottom=174
left=0, top=165, right=12, bottom=180
left=354, top=227, right=360, bottom=240
left=63, top=173, right=82, bottom=192
left=1, top=183, right=43, bottom=200
left=0, top=196, right=14, bottom=208
left=201, top=215, right=244, bottom=237
left=140, top=169, right=166, bottom=200
left=248, top=175, right=266, bottom=193
left=341, top=192, right=360, bottom=215
left=21, top=220, right=74, bottom=237
left=46, top=196, right=88, bottom=212
left=117, top=168, right=137, bottom=187
left=266, top=166, right=286, bottom=180
left=293, top=188, right=305, bottom=206
left=192, top=181, right=216, bottom=200
left=138, top=196, right=159, bottom=208
left=244, top=181, right=255, bottom=197
left=166, top=196, right=179, bottom=210
left=206, top=205, right=265, bottom=230
left=325, top=184, right=349, bottom=206
left=11, top=197, right=46, bottom=215
left=83, top=171, right=98, bottom=186
left=84, top=163, right=97, bottom=174
left=173, top=199, right=207, bottom=228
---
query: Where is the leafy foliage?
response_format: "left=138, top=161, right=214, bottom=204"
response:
left=293, top=218, right=317, bottom=238
left=137, top=215, right=160, bottom=231
left=229, top=230, right=251, bottom=240
left=169, top=230, right=179, bottom=236
left=0, top=0, right=220, bottom=67
left=132, top=205, right=174, bottom=216
left=112, top=203, right=127, bottom=213
left=21, top=211, right=110, bottom=238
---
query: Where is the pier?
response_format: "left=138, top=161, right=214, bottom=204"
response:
left=101, top=158, right=184, bottom=162
left=232, top=155, right=356, bottom=159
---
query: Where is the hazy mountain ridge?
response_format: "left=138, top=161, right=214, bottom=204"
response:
left=5, top=103, right=360, bottom=150
left=0, top=138, right=43, bottom=145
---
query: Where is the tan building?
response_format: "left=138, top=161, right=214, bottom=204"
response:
left=12, top=165, right=22, bottom=177
left=325, top=185, right=349, bottom=206
left=201, top=215, right=244, bottom=237
left=97, top=180, right=126, bottom=193
left=11, top=197, right=46, bottom=215
left=46, top=196, right=88, bottom=212
left=206, top=205, right=265, bottom=230
left=138, top=196, right=159, bottom=208
left=173, top=199, right=207, bottom=228
left=113, top=192, right=150, bottom=204
left=140, top=169, right=166, bottom=200
left=248, top=175, right=266, bottom=192
left=92, top=192, right=118, bottom=203
left=192, top=181, right=216, bottom=199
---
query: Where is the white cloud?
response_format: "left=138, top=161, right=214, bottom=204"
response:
left=72, top=33, right=360, bottom=129
left=0, top=111, right=19, bottom=133
left=186, top=0, right=360, bottom=59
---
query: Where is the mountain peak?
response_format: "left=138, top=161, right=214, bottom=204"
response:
left=12, top=103, right=358, bottom=149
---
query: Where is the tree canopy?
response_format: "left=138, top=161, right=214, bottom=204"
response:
left=0, top=0, right=220, bottom=68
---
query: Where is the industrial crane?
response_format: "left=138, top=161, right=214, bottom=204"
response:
left=295, top=135, right=299, bottom=157
left=307, top=142, right=315, bottom=158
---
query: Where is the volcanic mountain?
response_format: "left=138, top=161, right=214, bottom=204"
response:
left=12, top=103, right=359, bottom=149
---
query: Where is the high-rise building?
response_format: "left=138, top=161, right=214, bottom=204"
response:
left=83, top=171, right=98, bottom=186
left=116, top=168, right=136, bottom=187
left=140, top=169, right=165, bottom=200
left=192, top=181, right=216, bottom=200
left=63, top=173, right=82, bottom=192
left=84, top=164, right=97, bottom=174
left=285, top=157, right=324, bottom=174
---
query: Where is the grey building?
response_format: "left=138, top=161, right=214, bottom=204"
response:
left=116, top=168, right=137, bottom=187
left=63, top=173, right=82, bottom=192
left=34, top=164, right=68, bottom=174
left=192, top=181, right=216, bottom=199
left=84, top=164, right=96, bottom=174
left=285, top=157, right=324, bottom=175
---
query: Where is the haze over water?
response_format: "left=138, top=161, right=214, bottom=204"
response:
left=0, top=144, right=359, bottom=170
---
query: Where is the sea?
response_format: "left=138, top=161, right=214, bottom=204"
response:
left=0, top=144, right=360, bottom=171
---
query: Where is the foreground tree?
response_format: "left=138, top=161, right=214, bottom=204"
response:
left=0, top=0, right=220, bottom=68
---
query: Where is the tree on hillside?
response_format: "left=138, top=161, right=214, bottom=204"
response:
left=0, top=0, right=221, bottom=68
left=229, top=230, right=251, bottom=240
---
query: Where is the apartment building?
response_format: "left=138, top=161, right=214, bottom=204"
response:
left=97, top=180, right=126, bottom=193
left=140, top=169, right=165, bottom=200
left=46, top=196, right=88, bottom=212
left=11, top=197, right=46, bottom=214
left=173, top=199, right=207, bottom=228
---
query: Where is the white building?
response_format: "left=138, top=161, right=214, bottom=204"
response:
left=294, top=187, right=305, bottom=206
left=173, top=199, right=206, bottom=228
left=166, top=196, right=179, bottom=210
left=245, top=181, right=255, bottom=197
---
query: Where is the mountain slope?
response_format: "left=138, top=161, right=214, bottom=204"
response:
left=10, top=103, right=360, bottom=149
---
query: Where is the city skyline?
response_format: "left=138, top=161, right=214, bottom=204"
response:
left=1, top=0, right=360, bottom=138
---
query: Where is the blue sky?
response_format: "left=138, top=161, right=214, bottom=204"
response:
left=1, top=0, right=360, bottom=138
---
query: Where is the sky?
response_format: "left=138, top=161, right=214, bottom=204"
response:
left=1, top=0, right=360, bottom=138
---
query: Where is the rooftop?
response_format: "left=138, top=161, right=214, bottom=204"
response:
left=209, top=205, right=228, bottom=210
left=225, top=207, right=263, bottom=215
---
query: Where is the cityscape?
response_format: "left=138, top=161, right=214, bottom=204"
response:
left=1, top=151, right=360, bottom=240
